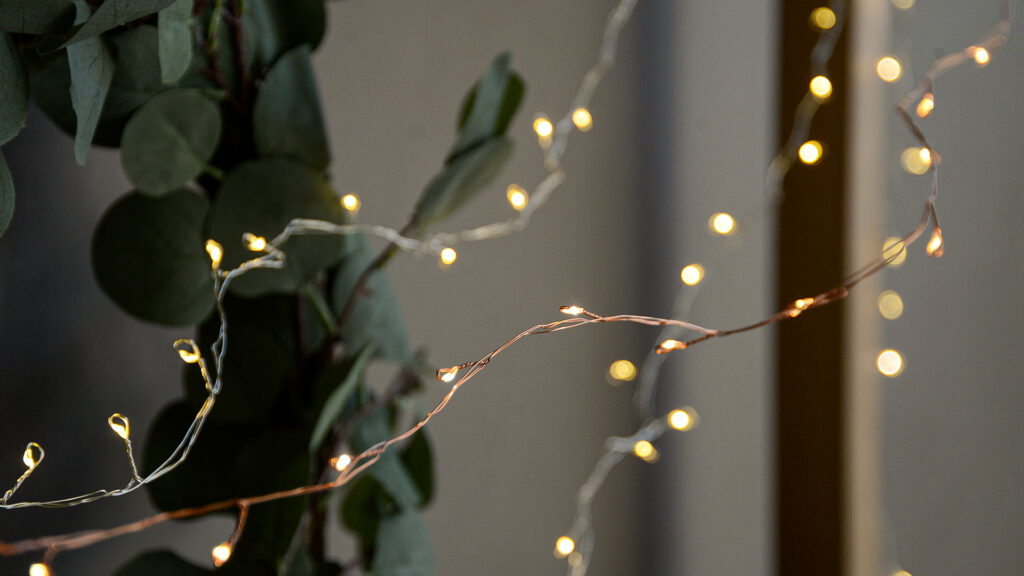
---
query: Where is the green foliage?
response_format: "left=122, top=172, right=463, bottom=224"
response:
left=66, top=0, right=115, bottom=164
left=62, top=0, right=179, bottom=48
left=121, top=89, right=222, bottom=195
left=0, top=152, right=13, bottom=238
left=112, top=550, right=212, bottom=576
left=157, top=0, right=194, bottom=84
left=0, top=0, right=75, bottom=35
left=0, top=32, right=28, bottom=146
left=253, top=45, right=330, bottom=170
left=373, top=510, right=437, bottom=576
left=309, top=344, right=375, bottom=452
left=244, top=0, right=325, bottom=70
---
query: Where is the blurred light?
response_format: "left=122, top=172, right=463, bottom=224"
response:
left=798, top=140, right=824, bottom=165
left=506, top=184, right=529, bottom=211
left=108, top=413, right=130, bottom=440
left=22, top=443, right=42, bottom=469
left=205, top=239, right=223, bottom=269
left=877, top=349, right=904, bottom=377
left=571, top=108, right=593, bottom=131
left=437, top=366, right=460, bottom=383
left=892, top=571, right=912, bottom=576
left=876, top=56, right=902, bottom=82
left=533, top=116, right=553, bottom=138
left=568, top=552, right=583, bottom=568
left=243, top=232, right=266, bottom=252
left=891, top=0, right=914, bottom=9
left=174, top=339, right=201, bottom=364
left=926, top=229, right=944, bottom=257
left=972, top=46, right=990, bottom=66
left=680, top=264, right=704, bottom=286
left=608, top=360, right=637, bottom=382
left=341, top=194, right=361, bottom=213
left=29, top=564, right=50, bottom=576
left=554, top=536, right=575, bottom=558
left=883, top=237, right=907, bottom=267
left=901, top=147, right=931, bottom=175
left=786, top=297, right=815, bottom=318
left=633, top=440, right=659, bottom=462
left=656, top=339, right=687, bottom=354
left=810, top=75, right=833, bottom=99
left=668, top=407, right=698, bottom=431
left=212, top=542, right=232, bottom=567
left=916, top=93, right=935, bottom=117
left=709, top=213, right=735, bottom=235
left=560, top=305, right=584, bottom=316
left=810, top=7, right=837, bottom=30
left=331, top=454, right=352, bottom=471
left=439, top=247, right=457, bottom=267
left=877, top=290, right=904, bottom=320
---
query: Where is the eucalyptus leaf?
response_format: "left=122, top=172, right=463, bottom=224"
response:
left=0, top=152, right=13, bottom=239
left=400, top=429, right=434, bottom=506
left=341, top=475, right=385, bottom=553
left=0, top=0, right=75, bottom=35
left=92, top=189, right=216, bottom=326
left=309, top=344, right=375, bottom=452
left=67, top=0, right=115, bottom=164
left=112, top=550, right=212, bottom=576
left=350, top=406, right=422, bottom=510
left=331, top=233, right=412, bottom=362
left=157, top=0, right=193, bottom=84
left=62, top=0, right=178, bottom=48
left=205, top=159, right=346, bottom=297
left=121, top=89, right=222, bottom=195
left=372, top=510, right=436, bottom=576
left=253, top=45, right=330, bottom=170
left=449, top=52, right=523, bottom=162
left=0, top=32, right=28, bottom=145
left=244, top=0, right=325, bottom=70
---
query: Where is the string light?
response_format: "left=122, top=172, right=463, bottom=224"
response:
left=204, top=239, right=223, bottom=269
left=900, top=147, right=930, bottom=175
left=925, top=228, right=944, bottom=257
left=330, top=454, right=352, bottom=472
left=28, top=563, right=50, bottom=576
left=560, top=305, right=585, bottom=316
left=506, top=184, right=529, bottom=211
left=22, top=444, right=41, bottom=470
left=709, top=212, right=736, bottom=235
left=439, top=247, right=457, bottom=267
left=632, top=440, right=658, bottom=463
left=680, top=264, right=704, bottom=286
left=972, top=46, right=991, bottom=66
left=916, top=92, right=935, bottom=117
left=877, top=290, right=904, bottom=320
left=877, top=349, right=904, bottom=377
left=810, top=7, right=837, bottom=30
left=341, top=193, right=361, bottom=213
left=883, top=237, right=907, bottom=267
left=876, top=56, right=903, bottom=82
left=571, top=107, right=593, bottom=131
left=798, top=140, right=824, bottom=164
left=108, top=414, right=130, bottom=440
left=656, top=339, right=687, bottom=354
left=436, top=366, right=460, bottom=383
left=786, top=297, right=815, bottom=318
left=533, top=115, right=554, bottom=147
left=173, top=339, right=201, bottom=364
left=809, top=75, right=833, bottom=99
left=608, top=360, right=637, bottom=382
left=554, top=536, right=575, bottom=558
left=242, top=232, right=267, bottom=252
left=211, top=542, right=232, bottom=567
left=667, top=407, right=698, bottom=431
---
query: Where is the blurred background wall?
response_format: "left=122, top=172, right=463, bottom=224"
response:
left=1, top=1, right=1023, bottom=575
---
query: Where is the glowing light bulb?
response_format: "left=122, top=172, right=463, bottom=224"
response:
left=571, top=107, right=593, bottom=131
left=891, top=0, right=914, bottom=9
left=972, top=46, right=990, bottom=66
left=205, top=239, right=223, bottom=269
left=331, top=454, right=352, bottom=471
left=926, top=228, right=944, bottom=257
left=560, top=305, right=585, bottom=316
left=436, top=366, right=460, bottom=383
left=633, top=440, right=659, bottom=462
left=212, top=542, right=232, bottom=567
left=876, top=56, right=902, bottom=82
left=680, top=264, right=704, bottom=286
left=709, top=212, right=735, bottom=235
left=506, top=184, right=529, bottom=211
left=608, top=360, right=637, bottom=382
left=22, top=443, right=42, bottom=470
left=341, top=194, right=361, bottom=213
left=883, top=237, right=907, bottom=267
left=786, top=297, right=815, bottom=318
left=439, top=247, right=457, bottom=267
left=916, top=93, right=935, bottom=118
left=900, top=147, right=931, bottom=175
left=798, top=140, right=824, bottom=165
left=108, top=413, right=130, bottom=440
left=242, top=232, right=266, bottom=252
left=554, top=536, right=575, bottom=558
left=892, top=570, right=912, bottom=576
left=533, top=116, right=553, bottom=138
left=173, top=339, right=201, bottom=364
left=877, top=290, right=904, bottom=320
left=809, top=75, right=832, bottom=99
left=656, top=339, right=687, bottom=354
left=29, top=563, right=50, bottom=576
left=668, top=407, right=698, bottom=431
left=810, top=7, right=837, bottom=30
left=877, top=349, right=904, bottom=377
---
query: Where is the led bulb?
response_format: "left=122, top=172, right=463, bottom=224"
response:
left=108, top=413, right=130, bottom=440
left=533, top=116, right=553, bottom=138
left=709, top=212, right=736, bottom=235
left=877, top=349, right=904, bottom=377
left=554, top=536, right=575, bottom=558
left=809, top=75, right=833, bottom=99
left=972, top=46, right=990, bottom=66
left=680, top=264, right=704, bottom=286
left=560, top=305, right=585, bottom=316
left=212, top=542, right=232, bottom=567
left=22, top=443, right=43, bottom=470
left=608, top=360, right=637, bottom=382
left=787, top=297, right=815, bottom=318
left=926, top=228, right=944, bottom=257
left=439, top=247, right=457, bottom=267
left=341, top=194, right=361, bottom=213
left=633, top=440, right=659, bottom=462
left=437, top=366, right=460, bottom=383
left=876, top=56, right=902, bottom=82
left=656, top=339, right=686, bottom=354
left=810, top=7, right=836, bottom=30
left=242, top=232, right=266, bottom=252
left=916, top=93, right=935, bottom=118
left=798, top=140, right=824, bottom=165
left=506, top=185, right=529, bottom=211
left=205, top=239, right=223, bottom=269
left=173, top=339, right=201, bottom=364
left=668, top=407, right=698, bottom=431
left=883, top=237, right=907, bottom=267
left=29, top=563, right=50, bottom=576
left=878, top=290, right=904, bottom=320
left=331, top=454, right=352, bottom=472
left=571, top=107, right=593, bottom=131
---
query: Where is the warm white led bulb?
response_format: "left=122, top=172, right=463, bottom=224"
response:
left=608, top=360, right=637, bottom=382
left=668, top=408, right=698, bottom=431
left=212, top=542, right=232, bottom=567
left=439, top=247, right=457, bottom=266
left=876, top=56, right=902, bottom=82
left=709, top=213, right=735, bottom=235
left=173, top=339, right=201, bottom=364
left=809, top=75, right=832, bottom=99
left=680, top=264, right=704, bottom=286
left=533, top=116, right=553, bottom=138
left=29, top=563, right=50, bottom=576
left=506, top=185, right=529, bottom=211
left=571, top=107, right=593, bottom=131
left=341, top=194, right=361, bottom=212
left=437, top=366, right=460, bottom=383
left=242, top=232, right=266, bottom=252
left=331, top=454, right=352, bottom=471
left=560, top=305, right=585, bottom=316
left=972, top=46, right=990, bottom=66
left=205, top=239, right=223, bottom=269
left=877, top=349, right=904, bottom=377
left=554, top=536, right=575, bottom=558
left=108, top=413, right=130, bottom=440
left=798, top=140, right=823, bottom=165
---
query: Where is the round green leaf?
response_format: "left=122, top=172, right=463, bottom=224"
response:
left=244, top=0, right=325, bottom=71
left=92, top=189, right=216, bottom=326
left=122, top=89, right=222, bottom=195
left=205, top=159, right=347, bottom=297
left=0, top=0, right=75, bottom=35
left=253, top=45, right=329, bottom=170
left=0, top=32, right=28, bottom=145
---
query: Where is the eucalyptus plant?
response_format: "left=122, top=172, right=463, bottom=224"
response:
left=0, top=1, right=524, bottom=574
